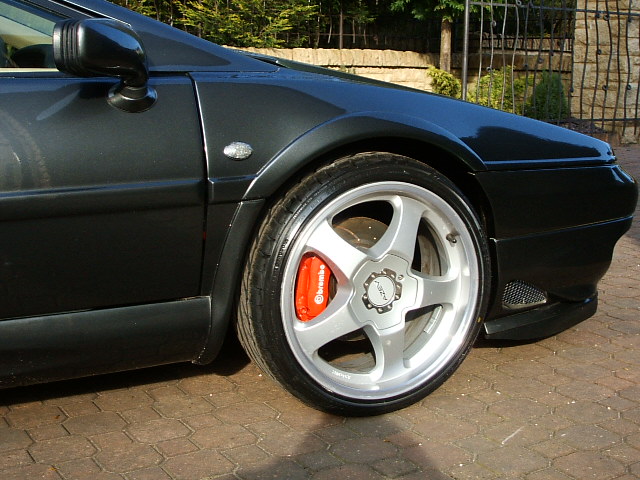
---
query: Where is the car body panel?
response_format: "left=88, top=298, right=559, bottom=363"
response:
left=0, top=75, right=206, bottom=318
left=0, top=297, right=211, bottom=387
left=474, top=164, right=637, bottom=238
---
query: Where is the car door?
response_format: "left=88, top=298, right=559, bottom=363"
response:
left=0, top=0, right=206, bottom=319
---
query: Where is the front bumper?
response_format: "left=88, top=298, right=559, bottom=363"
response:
left=483, top=295, right=597, bottom=340
left=475, top=163, right=637, bottom=340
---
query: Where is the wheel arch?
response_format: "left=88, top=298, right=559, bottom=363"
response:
left=244, top=112, right=496, bottom=237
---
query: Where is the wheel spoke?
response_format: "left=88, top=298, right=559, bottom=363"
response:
left=369, top=195, right=425, bottom=261
left=415, top=271, right=460, bottom=309
left=306, top=219, right=368, bottom=279
left=369, top=324, right=408, bottom=384
left=293, top=291, right=361, bottom=355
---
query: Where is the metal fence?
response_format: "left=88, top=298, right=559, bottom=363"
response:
left=462, top=0, right=640, bottom=142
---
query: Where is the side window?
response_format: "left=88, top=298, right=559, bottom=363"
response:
left=0, top=0, right=63, bottom=69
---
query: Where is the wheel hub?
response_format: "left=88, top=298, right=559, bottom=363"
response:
left=362, top=269, right=402, bottom=313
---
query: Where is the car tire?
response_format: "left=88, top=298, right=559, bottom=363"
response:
left=236, top=152, right=490, bottom=415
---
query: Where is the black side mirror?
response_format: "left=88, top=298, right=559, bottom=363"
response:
left=53, top=19, right=157, bottom=113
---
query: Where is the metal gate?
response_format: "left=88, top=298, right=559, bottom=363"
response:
left=461, top=0, right=640, bottom=143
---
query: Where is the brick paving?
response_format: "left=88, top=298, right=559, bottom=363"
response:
left=1, top=147, right=638, bottom=480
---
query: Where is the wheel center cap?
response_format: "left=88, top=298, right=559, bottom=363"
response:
left=363, top=269, right=402, bottom=313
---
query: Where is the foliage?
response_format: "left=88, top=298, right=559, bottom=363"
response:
left=467, top=66, right=532, bottom=115
left=427, top=66, right=461, bottom=98
left=110, top=0, right=437, bottom=49
left=111, top=0, right=318, bottom=47
left=390, top=0, right=464, bottom=23
left=524, top=71, right=569, bottom=120
left=179, top=0, right=317, bottom=48
left=468, top=67, right=570, bottom=120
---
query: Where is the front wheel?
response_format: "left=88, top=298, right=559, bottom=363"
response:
left=237, top=153, right=490, bottom=415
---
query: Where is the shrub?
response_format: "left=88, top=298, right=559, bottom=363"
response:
left=468, top=66, right=534, bottom=114
left=524, top=71, right=570, bottom=121
left=427, top=66, right=461, bottom=99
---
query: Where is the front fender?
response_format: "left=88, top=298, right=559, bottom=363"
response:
left=243, top=111, right=486, bottom=200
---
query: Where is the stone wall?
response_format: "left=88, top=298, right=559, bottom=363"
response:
left=242, top=47, right=563, bottom=96
left=242, top=47, right=438, bottom=91
left=573, top=0, right=640, bottom=143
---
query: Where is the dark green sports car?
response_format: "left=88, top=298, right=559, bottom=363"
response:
left=0, top=0, right=636, bottom=414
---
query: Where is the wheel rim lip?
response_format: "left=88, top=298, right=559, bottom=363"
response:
left=280, top=181, right=481, bottom=401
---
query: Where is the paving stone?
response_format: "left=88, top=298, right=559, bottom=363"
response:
left=555, top=380, right=616, bottom=402
left=93, top=390, right=154, bottom=412
left=64, top=411, right=127, bottom=436
left=224, top=444, right=271, bottom=465
left=556, top=424, right=620, bottom=450
left=487, top=398, right=550, bottom=420
left=603, top=443, right=640, bottom=464
left=94, top=441, right=162, bottom=472
left=312, top=463, right=386, bottom=480
left=0, top=428, right=33, bottom=452
left=155, top=437, right=199, bottom=457
left=28, top=423, right=69, bottom=441
left=331, top=436, right=397, bottom=464
left=177, top=373, right=235, bottom=396
left=124, top=467, right=173, bottom=480
left=447, top=462, right=498, bottom=480
left=154, top=396, right=217, bottom=419
left=126, top=418, right=190, bottom=443
left=412, top=414, right=478, bottom=442
left=0, top=463, right=63, bottom=480
left=55, top=458, right=104, bottom=478
left=525, top=468, right=574, bottom=480
left=553, top=451, right=626, bottom=479
left=206, top=390, right=250, bottom=407
left=529, top=439, right=575, bottom=460
left=345, top=414, right=411, bottom=437
left=119, top=407, right=161, bottom=425
left=422, top=393, right=487, bottom=417
left=626, top=431, right=640, bottom=449
left=455, top=434, right=502, bottom=455
left=163, top=450, right=235, bottom=479
left=191, top=422, right=257, bottom=449
left=0, top=449, right=33, bottom=470
left=555, top=401, right=619, bottom=424
left=314, top=423, right=359, bottom=443
left=5, top=404, right=66, bottom=429
left=214, top=401, right=277, bottom=425
left=61, top=400, right=101, bottom=418
left=372, top=457, right=419, bottom=477
left=234, top=458, right=310, bottom=480
left=294, top=448, right=343, bottom=471
left=476, top=445, right=548, bottom=476
left=258, top=428, right=326, bottom=456
left=403, top=441, right=472, bottom=471
left=482, top=421, right=551, bottom=448
left=29, top=435, right=97, bottom=464
left=236, top=378, right=290, bottom=401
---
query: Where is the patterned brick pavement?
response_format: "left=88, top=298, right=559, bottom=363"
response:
left=1, top=148, right=638, bottom=480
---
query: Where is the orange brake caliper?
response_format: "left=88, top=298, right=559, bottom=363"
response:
left=295, top=255, right=331, bottom=321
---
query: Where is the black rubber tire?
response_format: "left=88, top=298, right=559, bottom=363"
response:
left=236, top=152, right=490, bottom=415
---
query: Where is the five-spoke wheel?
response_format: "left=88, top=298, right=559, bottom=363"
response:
left=237, top=153, right=489, bottom=415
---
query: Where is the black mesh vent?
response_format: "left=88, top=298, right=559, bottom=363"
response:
left=502, top=281, right=547, bottom=309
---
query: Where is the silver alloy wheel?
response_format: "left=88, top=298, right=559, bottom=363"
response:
left=281, top=181, right=480, bottom=400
